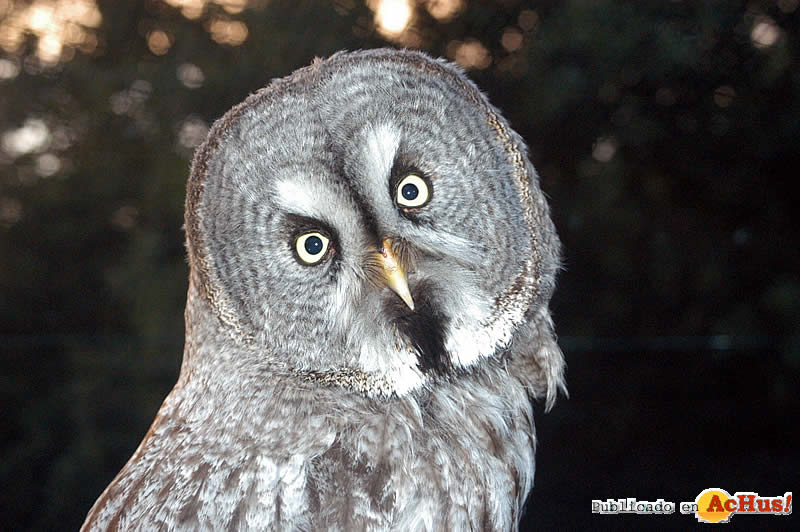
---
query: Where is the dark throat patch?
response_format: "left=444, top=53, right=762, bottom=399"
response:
left=385, top=280, right=451, bottom=374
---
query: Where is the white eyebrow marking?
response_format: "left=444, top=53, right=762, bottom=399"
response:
left=364, top=122, right=401, bottom=182
left=275, top=179, right=315, bottom=215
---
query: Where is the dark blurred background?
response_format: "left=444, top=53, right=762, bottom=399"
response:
left=1, top=0, right=797, bottom=530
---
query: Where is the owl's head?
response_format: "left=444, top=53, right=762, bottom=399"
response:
left=185, top=49, right=561, bottom=399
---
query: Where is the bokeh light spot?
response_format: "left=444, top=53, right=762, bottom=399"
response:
left=2, top=118, right=51, bottom=157
left=35, top=153, right=61, bottom=177
left=424, top=0, right=463, bottom=22
left=177, top=63, right=205, bottom=89
left=592, top=136, right=618, bottom=162
left=448, top=39, right=491, bottom=70
left=750, top=17, right=781, bottom=48
left=0, top=58, right=20, bottom=80
left=220, top=0, right=247, bottom=15
left=147, top=30, right=172, bottom=55
left=111, top=205, right=139, bottom=231
left=208, top=18, right=248, bottom=45
left=518, top=9, right=539, bottom=32
left=501, top=27, right=523, bottom=52
left=167, top=0, right=206, bottom=19
left=178, top=116, right=210, bottom=150
left=0, top=0, right=103, bottom=64
left=369, top=0, right=412, bottom=38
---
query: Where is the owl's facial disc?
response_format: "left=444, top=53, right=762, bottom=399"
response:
left=192, top=51, right=558, bottom=397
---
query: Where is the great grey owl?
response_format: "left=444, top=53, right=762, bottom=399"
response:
left=83, top=48, right=565, bottom=531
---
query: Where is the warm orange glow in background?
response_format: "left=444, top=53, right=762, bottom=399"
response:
left=4, top=0, right=787, bottom=74
left=0, top=0, right=257, bottom=67
left=0, top=0, right=102, bottom=64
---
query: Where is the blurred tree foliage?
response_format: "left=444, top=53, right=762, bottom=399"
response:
left=1, top=0, right=798, bottom=530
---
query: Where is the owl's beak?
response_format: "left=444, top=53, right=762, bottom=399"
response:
left=379, top=238, right=415, bottom=311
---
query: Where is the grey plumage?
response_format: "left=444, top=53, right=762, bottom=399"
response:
left=83, top=48, right=565, bottom=531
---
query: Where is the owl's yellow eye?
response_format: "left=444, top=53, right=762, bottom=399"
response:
left=295, top=232, right=330, bottom=265
left=395, top=173, right=431, bottom=208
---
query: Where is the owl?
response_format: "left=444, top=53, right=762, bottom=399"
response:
left=82, top=48, right=565, bottom=531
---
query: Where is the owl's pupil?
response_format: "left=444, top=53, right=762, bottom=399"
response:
left=304, top=236, right=323, bottom=255
left=401, top=183, right=419, bottom=201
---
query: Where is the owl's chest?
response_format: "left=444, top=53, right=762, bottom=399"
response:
left=112, top=382, right=535, bottom=531
left=302, top=393, right=535, bottom=530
